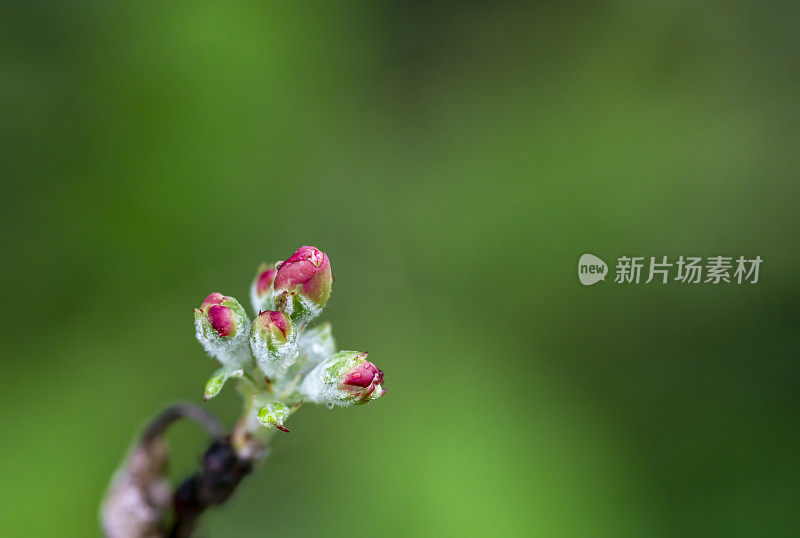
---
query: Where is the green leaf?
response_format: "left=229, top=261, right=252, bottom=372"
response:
left=204, top=367, right=244, bottom=400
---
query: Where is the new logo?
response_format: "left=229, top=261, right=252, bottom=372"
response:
left=578, top=253, right=608, bottom=286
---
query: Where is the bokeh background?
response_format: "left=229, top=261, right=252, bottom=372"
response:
left=2, top=1, right=799, bottom=536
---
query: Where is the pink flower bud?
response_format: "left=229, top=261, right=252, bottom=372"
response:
left=253, top=310, right=292, bottom=344
left=250, top=263, right=278, bottom=315
left=274, top=246, right=332, bottom=308
left=195, top=293, right=239, bottom=337
left=250, top=310, right=298, bottom=378
left=201, top=292, right=226, bottom=309
left=194, top=293, right=251, bottom=369
left=301, top=350, right=385, bottom=407
left=343, top=360, right=383, bottom=388
left=341, top=354, right=385, bottom=401
left=207, top=305, right=235, bottom=337
left=255, top=266, right=277, bottom=297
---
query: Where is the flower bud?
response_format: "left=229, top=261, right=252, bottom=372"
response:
left=194, top=293, right=252, bottom=368
left=249, top=310, right=298, bottom=379
left=301, top=351, right=385, bottom=407
left=208, top=304, right=235, bottom=337
left=298, top=322, right=336, bottom=369
left=257, top=402, right=291, bottom=433
left=280, top=322, right=337, bottom=383
left=250, top=262, right=277, bottom=315
left=273, top=246, right=332, bottom=323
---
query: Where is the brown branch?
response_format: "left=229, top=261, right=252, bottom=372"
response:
left=141, top=403, right=225, bottom=444
left=102, top=404, right=241, bottom=538
left=168, top=438, right=254, bottom=538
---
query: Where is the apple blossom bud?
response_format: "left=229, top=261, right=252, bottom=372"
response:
left=301, top=351, right=385, bottom=407
left=207, top=305, right=235, bottom=337
left=194, top=293, right=252, bottom=368
left=279, top=322, right=337, bottom=385
left=299, top=322, right=336, bottom=368
left=257, top=402, right=291, bottom=433
left=250, top=262, right=277, bottom=315
left=343, top=360, right=384, bottom=389
left=273, top=246, right=332, bottom=323
left=249, top=310, right=298, bottom=379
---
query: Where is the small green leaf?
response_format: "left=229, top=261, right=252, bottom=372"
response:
left=204, top=367, right=243, bottom=400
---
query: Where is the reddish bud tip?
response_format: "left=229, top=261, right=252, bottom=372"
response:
left=208, top=305, right=235, bottom=337
left=201, top=292, right=227, bottom=310
left=343, top=358, right=384, bottom=388
left=254, top=310, right=291, bottom=342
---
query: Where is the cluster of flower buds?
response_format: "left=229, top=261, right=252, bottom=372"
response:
left=193, top=246, right=385, bottom=434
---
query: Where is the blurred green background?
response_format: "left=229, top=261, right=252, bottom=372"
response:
left=2, top=1, right=799, bottom=536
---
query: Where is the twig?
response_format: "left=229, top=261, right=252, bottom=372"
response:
left=102, top=404, right=232, bottom=538
left=168, top=438, right=254, bottom=538
left=141, top=403, right=225, bottom=445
